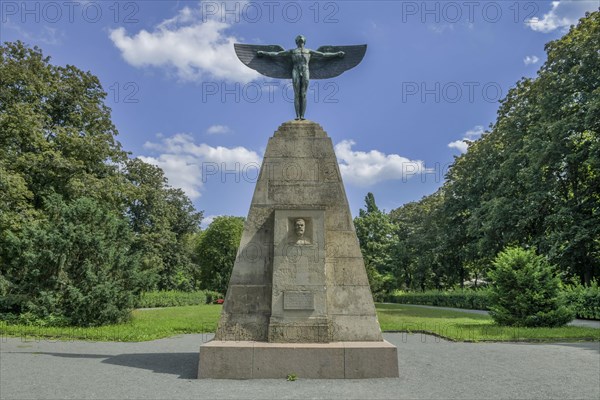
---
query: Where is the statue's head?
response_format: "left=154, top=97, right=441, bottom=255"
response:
left=295, top=35, right=306, bottom=46
left=294, top=218, right=306, bottom=237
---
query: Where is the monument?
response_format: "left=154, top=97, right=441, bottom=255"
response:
left=198, top=36, right=399, bottom=379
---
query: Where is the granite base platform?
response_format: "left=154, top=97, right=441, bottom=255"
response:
left=198, top=340, right=399, bottom=379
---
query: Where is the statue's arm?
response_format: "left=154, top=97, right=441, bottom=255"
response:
left=257, top=50, right=289, bottom=57
left=311, top=50, right=345, bottom=58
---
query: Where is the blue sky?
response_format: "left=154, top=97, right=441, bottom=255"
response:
left=2, top=1, right=598, bottom=226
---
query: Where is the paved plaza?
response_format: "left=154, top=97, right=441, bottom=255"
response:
left=1, top=332, right=598, bottom=399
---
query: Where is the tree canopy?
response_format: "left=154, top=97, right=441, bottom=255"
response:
left=440, top=11, right=599, bottom=285
left=0, top=41, right=202, bottom=325
left=359, top=12, right=599, bottom=293
left=194, top=216, right=244, bottom=294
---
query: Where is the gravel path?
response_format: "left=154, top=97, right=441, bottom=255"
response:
left=1, top=333, right=598, bottom=400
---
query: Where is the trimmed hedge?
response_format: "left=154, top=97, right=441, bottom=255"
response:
left=136, top=290, right=223, bottom=308
left=385, top=289, right=491, bottom=311
left=563, top=281, right=600, bottom=320
left=385, top=285, right=600, bottom=320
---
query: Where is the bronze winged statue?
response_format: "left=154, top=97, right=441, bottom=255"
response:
left=234, top=35, right=367, bottom=120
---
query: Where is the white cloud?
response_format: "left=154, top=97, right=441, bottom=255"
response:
left=428, top=23, right=455, bottom=34
left=206, top=124, right=232, bottom=135
left=523, top=55, right=540, bottom=65
left=142, top=135, right=437, bottom=192
left=448, top=125, right=485, bottom=153
left=201, top=215, right=220, bottom=229
left=140, top=133, right=261, bottom=199
left=4, top=22, right=64, bottom=46
left=109, top=5, right=258, bottom=83
left=139, top=153, right=203, bottom=199
left=334, top=140, right=432, bottom=186
left=447, top=140, right=469, bottom=153
left=526, top=1, right=598, bottom=33
left=465, top=126, right=484, bottom=139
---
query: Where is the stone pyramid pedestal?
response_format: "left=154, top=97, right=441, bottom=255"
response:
left=198, top=120, right=398, bottom=379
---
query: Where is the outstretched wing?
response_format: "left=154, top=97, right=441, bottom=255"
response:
left=310, top=45, right=367, bottom=79
left=234, top=44, right=292, bottom=79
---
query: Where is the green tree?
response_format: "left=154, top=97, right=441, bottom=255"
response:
left=439, top=12, right=600, bottom=285
left=390, top=190, right=454, bottom=291
left=0, top=41, right=137, bottom=324
left=0, top=42, right=128, bottom=208
left=528, top=12, right=600, bottom=284
left=1, top=195, right=140, bottom=326
left=367, top=12, right=600, bottom=291
left=488, top=247, right=574, bottom=327
left=195, top=216, right=244, bottom=293
left=124, top=158, right=202, bottom=291
left=0, top=41, right=202, bottom=324
left=354, top=193, right=398, bottom=297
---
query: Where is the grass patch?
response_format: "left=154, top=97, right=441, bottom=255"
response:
left=377, top=304, right=600, bottom=342
left=1, top=303, right=597, bottom=342
left=0, top=305, right=222, bottom=342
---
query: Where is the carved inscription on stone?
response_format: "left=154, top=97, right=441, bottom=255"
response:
left=268, top=183, right=340, bottom=204
left=283, top=291, right=315, bottom=310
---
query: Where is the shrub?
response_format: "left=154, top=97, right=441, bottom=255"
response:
left=1, top=196, right=141, bottom=326
left=204, top=290, right=223, bottom=304
left=563, top=280, right=600, bottom=320
left=488, top=247, right=574, bottom=327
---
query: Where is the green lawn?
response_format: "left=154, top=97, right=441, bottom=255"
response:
left=0, top=305, right=222, bottom=342
left=377, top=304, right=600, bottom=342
left=1, top=303, right=598, bottom=342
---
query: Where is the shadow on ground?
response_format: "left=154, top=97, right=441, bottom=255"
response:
left=8, top=352, right=198, bottom=379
